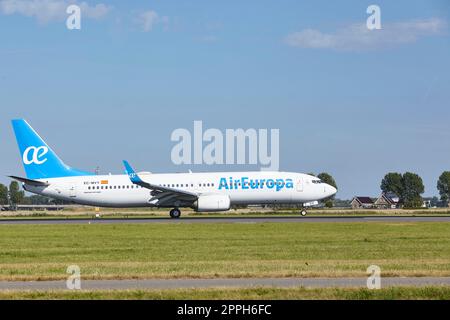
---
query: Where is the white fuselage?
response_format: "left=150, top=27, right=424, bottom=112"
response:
left=23, top=171, right=336, bottom=209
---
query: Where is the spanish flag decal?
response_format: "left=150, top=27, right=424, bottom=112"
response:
left=101, top=180, right=109, bottom=185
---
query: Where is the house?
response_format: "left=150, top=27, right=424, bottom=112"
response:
left=422, top=199, right=432, bottom=208
left=374, top=192, right=400, bottom=209
left=351, top=197, right=374, bottom=209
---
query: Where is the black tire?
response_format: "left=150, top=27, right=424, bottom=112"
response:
left=300, top=210, right=307, bottom=216
left=170, top=208, right=181, bottom=219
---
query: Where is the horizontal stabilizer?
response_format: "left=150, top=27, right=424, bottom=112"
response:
left=9, top=176, right=49, bottom=187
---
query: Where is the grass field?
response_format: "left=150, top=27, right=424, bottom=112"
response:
left=1, top=286, right=450, bottom=300
left=0, top=221, right=450, bottom=281
left=2, top=207, right=450, bottom=219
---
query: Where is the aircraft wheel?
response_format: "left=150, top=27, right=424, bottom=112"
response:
left=170, top=208, right=181, bottom=219
left=300, top=209, right=307, bottom=216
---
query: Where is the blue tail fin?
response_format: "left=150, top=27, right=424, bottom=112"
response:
left=11, top=119, right=93, bottom=179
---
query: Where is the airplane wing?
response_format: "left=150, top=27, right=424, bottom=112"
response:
left=9, top=176, right=49, bottom=187
left=123, top=161, right=198, bottom=206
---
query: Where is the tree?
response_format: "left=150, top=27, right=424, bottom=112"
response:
left=324, top=200, right=333, bottom=208
left=0, top=184, right=8, bottom=205
left=28, top=195, right=52, bottom=205
left=380, top=172, right=425, bottom=208
left=317, top=172, right=337, bottom=189
left=402, top=172, right=425, bottom=208
left=9, top=181, right=24, bottom=207
left=430, top=196, right=440, bottom=208
left=437, top=171, right=450, bottom=204
left=381, top=172, right=404, bottom=200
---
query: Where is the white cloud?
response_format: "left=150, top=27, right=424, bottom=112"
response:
left=284, top=18, right=448, bottom=51
left=0, top=0, right=110, bottom=23
left=137, top=10, right=168, bottom=32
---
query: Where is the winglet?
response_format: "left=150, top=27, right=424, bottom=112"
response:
left=123, top=160, right=143, bottom=184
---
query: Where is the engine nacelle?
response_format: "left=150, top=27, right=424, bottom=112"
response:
left=194, top=194, right=231, bottom=212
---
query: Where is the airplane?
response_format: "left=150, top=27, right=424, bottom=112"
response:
left=9, top=119, right=337, bottom=218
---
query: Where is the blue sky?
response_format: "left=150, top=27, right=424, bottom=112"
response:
left=0, top=0, right=449, bottom=199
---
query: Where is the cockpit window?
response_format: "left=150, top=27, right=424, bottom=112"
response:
left=312, top=179, right=323, bottom=184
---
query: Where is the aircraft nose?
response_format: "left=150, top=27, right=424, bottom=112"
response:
left=326, top=184, right=337, bottom=197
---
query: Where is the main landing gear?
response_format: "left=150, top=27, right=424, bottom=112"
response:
left=300, top=209, right=307, bottom=216
left=170, top=208, right=181, bottom=219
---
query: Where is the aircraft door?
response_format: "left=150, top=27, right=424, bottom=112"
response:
left=296, top=178, right=303, bottom=192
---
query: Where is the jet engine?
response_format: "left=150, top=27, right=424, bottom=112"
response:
left=193, top=194, right=231, bottom=212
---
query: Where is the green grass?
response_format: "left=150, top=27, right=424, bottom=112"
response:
left=0, top=222, right=450, bottom=280
left=1, top=287, right=450, bottom=300
left=2, top=208, right=450, bottom=219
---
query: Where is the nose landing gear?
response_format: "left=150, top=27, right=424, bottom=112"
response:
left=169, top=208, right=181, bottom=219
left=300, top=209, right=307, bottom=216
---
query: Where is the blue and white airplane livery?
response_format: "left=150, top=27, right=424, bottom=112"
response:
left=10, top=119, right=337, bottom=218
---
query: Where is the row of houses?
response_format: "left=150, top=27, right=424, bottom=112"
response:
left=351, top=192, right=450, bottom=209
left=351, top=192, right=401, bottom=209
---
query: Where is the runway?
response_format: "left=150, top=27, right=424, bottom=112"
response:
left=1, top=277, right=450, bottom=291
left=0, top=215, right=450, bottom=225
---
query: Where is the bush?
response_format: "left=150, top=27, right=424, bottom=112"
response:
left=325, top=200, right=333, bottom=208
